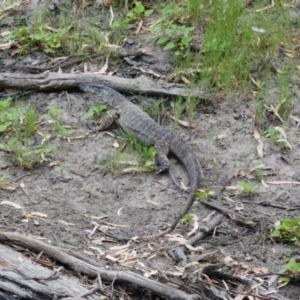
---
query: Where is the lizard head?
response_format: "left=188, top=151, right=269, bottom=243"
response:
left=78, top=83, right=124, bottom=107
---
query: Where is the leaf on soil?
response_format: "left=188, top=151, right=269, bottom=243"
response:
left=0, top=200, right=23, bottom=209
left=157, top=35, right=169, bottom=44
left=180, top=74, right=190, bottom=85
left=284, top=50, right=294, bottom=58
left=57, top=220, right=75, bottom=226
left=266, top=181, right=300, bottom=185
left=31, top=212, right=48, bottom=218
left=0, top=180, right=17, bottom=191
left=121, top=166, right=154, bottom=173
left=265, top=104, right=284, bottom=122
left=49, top=160, right=64, bottom=167
left=253, top=127, right=260, bottom=139
left=289, top=115, right=300, bottom=127
left=164, top=41, right=175, bottom=50
left=252, top=26, right=266, bottom=33
left=235, top=202, right=244, bottom=212
left=170, top=115, right=194, bottom=127
left=135, top=19, right=143, bottom=35
left=96, top=0, right=113, bottom=6
left=117, top=207, right=124, bottom=216
left=257, top=141, right=264, bottom=158
left=250, top=75, right=263, bottom=88
left=184, top=244, right=205, bottom=252
left=0, top=40, right=15, bottom=50
left=89, top=246, right=105, bottom=255
left=146, top=200, right=160, bottom=206
left=94, top=54, right=110, bottom=74
left=176, top=261, right=201, bottom=273
left=261, top=179, right=269, bottom=188
left=110, top=244, right=131, bottom=251
left=254, top=127, right=264, bottom=158
left=186, top=214, right=199, bottom=237
left=274, top=126, right=292, bottom=150
left=236, top=168, right=254, bottom=179
left=143, top=270, right=158, bottom=278
left=225, top=185, right=244, bottom=193
left=214, top=133, right=228, bottom=140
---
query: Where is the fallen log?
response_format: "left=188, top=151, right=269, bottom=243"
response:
left=0, top=72, right=210, bottom=99
left=0, top=232, right=200, bottom=300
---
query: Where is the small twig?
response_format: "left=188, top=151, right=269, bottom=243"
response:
left=79, top=272, right=106, bottom=298
left=65, top=91, right=71, bottom=111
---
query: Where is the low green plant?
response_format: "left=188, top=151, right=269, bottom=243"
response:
left=283, top=257, right=300, bottom=274
left=277, top=72, right=292, bottom=121
left=120, top=129, right=156, bottom=169
left=172, top=97, right=184, bottom=123
left=0, top=98, right=57, bottom=169
left=196, top=189, right=211, bottom=202
left=6, top=25, right=68, bottom=55
left=0, top=97, right=18, bottom=132
left=271, top=219, right=300, bottom=283
left=255, top=168, right=264, bottom=181
left=179, top=189, right=212, bottom=223
left=101, top=150, right=122, bottom=176
left=186, top=96, right=197, bottom=124
left=153, top=4, right=195, bottom=54
left=142, top=99, right=163, bottom=122
left=81, top=105, right=107, bottom=120
left=179, top=214, right=193, bottom=223
left=264, top=127, right=280, bottom=142
left=9, top=143, right=54, bottom=170
left=85, top=184, right=95, bottom=193
left=143, top=146, right=156, bottom=169
left=112, top=1, right=153, bottom=28
left=264, top=126, right=292, bottom=150
left=101, top=129, right=156, bottom=175
left=44, top=108, right=76, bottom=136
left=10, top=133, right=53, bottom=169
left=0, top=174, right=10, bottom=183
left=271, top=218, right=300, bottom=243
left=192, top=188, right=212, bottom=207
left=236, top=181, right=258, bottom=195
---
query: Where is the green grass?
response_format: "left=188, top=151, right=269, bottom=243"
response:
left=0, top=97, right=80, bottom=169
left=119, top=128, right=156, bottom=170
left=197, top=0, right=293, bottom=93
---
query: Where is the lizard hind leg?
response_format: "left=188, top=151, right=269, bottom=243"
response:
left=154, top=139, right=185, bottom=190
left=87, top=109, right=119, bottom=132
left=154, top=139, right=170, bottom=175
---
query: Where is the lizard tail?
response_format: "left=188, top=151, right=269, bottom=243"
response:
left=140, top=136, right=202, bottom=240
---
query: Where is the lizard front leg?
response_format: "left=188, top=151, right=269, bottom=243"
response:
left=87, top=110, right=119, bottom=131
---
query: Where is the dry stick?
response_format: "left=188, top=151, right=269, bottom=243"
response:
left=187, top=213, right=224, bottom=246
left=168, top=214, right=224, bottom=266
left=0, top=72, right=210, bottom=99
left=0, top=232, right=199, bottom=300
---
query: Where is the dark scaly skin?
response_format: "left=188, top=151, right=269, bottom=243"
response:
left=79, top=83, right=202, bottom=240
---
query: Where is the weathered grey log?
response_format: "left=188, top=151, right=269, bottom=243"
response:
left=0, top=232, right=200, bottom=300
left=0, top=72, right=210, bottom=99
left=0, top=244, right=100, bottom=300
